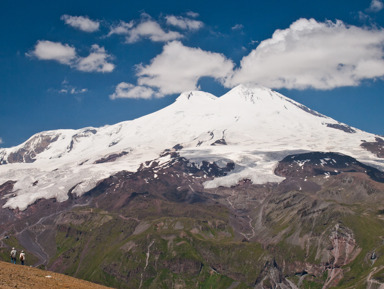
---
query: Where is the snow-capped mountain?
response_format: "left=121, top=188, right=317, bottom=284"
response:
left=0, top=84, right=382, bottom=210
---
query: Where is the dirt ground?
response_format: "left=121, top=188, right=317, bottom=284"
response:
left=0, top=261, right=113, bottom=289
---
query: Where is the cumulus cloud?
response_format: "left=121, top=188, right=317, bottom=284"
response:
left=368, top=0, right=384, bottom=12
left=110, top=82, right=162, bottom=99
left=29, top=40, right=76, bottom=64
left=165, top=15, right=203, bottom=30
left=136, top=41, right=234, bottom=95
left=125, top=19, right=183, bottom=43
left=227, top=18, right=384, bottom=90
left=61, top=15, right=100, bottom=32
left=75, top=45, right=115, bottom=73
left=111, top=18, right=384, bottom=99
left=29, top=41, right=114, bottom=73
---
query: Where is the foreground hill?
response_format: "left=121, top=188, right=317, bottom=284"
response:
left=0, top=261, right=113, bottom=289
left=0, top=85, right=384, bottom=288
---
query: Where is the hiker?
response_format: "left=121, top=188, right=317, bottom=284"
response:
left=19, top=250, right=26, bottom=265
left=10, top=247, right=17, bottom=264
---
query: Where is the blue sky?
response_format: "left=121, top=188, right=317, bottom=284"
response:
left=1, top=0, right=384, bottom=147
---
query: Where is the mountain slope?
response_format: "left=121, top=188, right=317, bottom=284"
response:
left=0, top=261, right=113, bottom=289
left=1, top=84, right=384, bottom=288
left=0, top=84, right=382, bottom=210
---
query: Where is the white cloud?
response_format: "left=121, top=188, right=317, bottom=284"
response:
left=60, top=88, right=87, bottom=94
left=107, top=14, right=202, bottom=42
left=110, top=82, right=163, bottom=99
left=165, top=15, right=203, bottom=30
left=29, top=41, right=114, bottom=73
left=358, top=11, right=370, bottom=21
left=75, top=44, right=115, bottom=73
left=126, top=19, right=183, bottom=43
left=29, top=40, right=76, bottom=64
left=61, top=15, right=100, bottom=32
left=186, top=11, right=199, bottom=18
left=228, top=18, right=384, bottom=90
left=231, top=24, right=244, bottom=31
left=108, top=20, right=134, bottom=36
left=368, top=0, right=384, bottom=12
left=55, top=79, right=88, bottom=95
left=0, top=138, right=3, bottom=145
left=136, top=41, right=234, bottom=95
left=59, top=87, right=88, bottom=95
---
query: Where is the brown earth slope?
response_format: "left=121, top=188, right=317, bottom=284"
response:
left=0, top=261, right=113, bottom=289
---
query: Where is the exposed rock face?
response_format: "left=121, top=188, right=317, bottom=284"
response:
left=0, top=181, right=15, bottom=197
left=275, top=151, right=384, bottom=183
left=254, top=259, right=296, bottom=289
left=84, top=154, right=235, bottom=210
left=67, top=129, right=97, bottom=153
left=5, top=134, right=59, bottom=164
left=323, top=224, right=361, bottom=288
left=361, top=137, right=384, bottom=158
left=94, top=151, right=129, bottom=164
left=326, top=123, right=356, bottom=133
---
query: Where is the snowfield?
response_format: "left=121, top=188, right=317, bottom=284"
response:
left=0, top=84, right=382, bottom=210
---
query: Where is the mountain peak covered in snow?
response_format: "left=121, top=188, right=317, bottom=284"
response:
left=175, top=90, right=217, bottom=103
left=0, top=85, right=382, bottom=210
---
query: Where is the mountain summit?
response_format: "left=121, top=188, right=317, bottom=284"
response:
left=0, top=84, right=382, bottom=210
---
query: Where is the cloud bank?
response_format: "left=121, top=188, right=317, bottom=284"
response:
left=29, top=41, right=114, bottom=73
left=30, top=15, right=384, bottom=99
left=113, top=18, right=384, bottom=98
left=227, top=18, right=384, bottom=90
left=61, top=15, right=100, bottom=32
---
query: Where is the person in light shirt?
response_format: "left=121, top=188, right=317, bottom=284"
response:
left=19, top=250, right=26, bottom=265
left=10, top=248, right=17, bottom=264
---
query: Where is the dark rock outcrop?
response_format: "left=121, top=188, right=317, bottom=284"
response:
left=361, top=137, right=384, bottom=158
left=275, top=151, right=384, bottom=183
left=6, top=134, right=59, bottom=164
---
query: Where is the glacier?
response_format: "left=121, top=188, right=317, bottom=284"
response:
left=0, top=84, right=382, bottom=210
